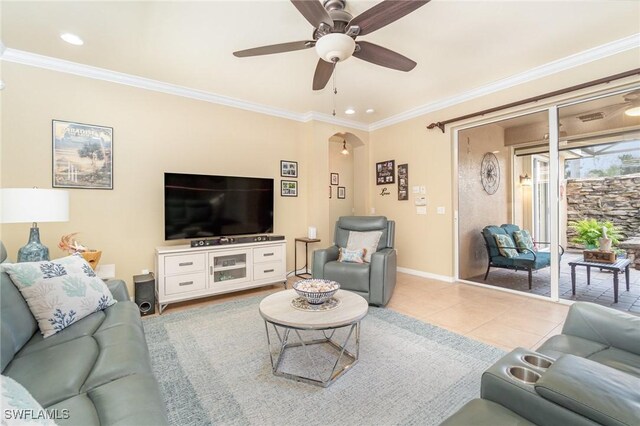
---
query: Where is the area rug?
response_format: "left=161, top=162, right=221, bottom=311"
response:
left=143, top=296, right=506, bottom=425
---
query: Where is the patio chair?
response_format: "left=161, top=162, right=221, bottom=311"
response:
left=481, top=224, right=564, bottom=289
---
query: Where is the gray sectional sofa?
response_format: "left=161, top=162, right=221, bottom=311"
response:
left=443, top=302, right=640, bottom=425
left=1, top=243, right=168, bottom=425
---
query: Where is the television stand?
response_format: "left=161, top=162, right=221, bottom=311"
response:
left=155, top=239, right=287, bottom=314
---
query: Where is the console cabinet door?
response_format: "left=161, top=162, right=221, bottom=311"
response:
left=209, top=249, right=252, bottom=286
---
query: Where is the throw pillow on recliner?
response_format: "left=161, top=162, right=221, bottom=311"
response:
left=1, top=253, right=116, bottom=338
left=346, top=231, right=382, bottom=263
left=338, top=247, right=366, bottom=264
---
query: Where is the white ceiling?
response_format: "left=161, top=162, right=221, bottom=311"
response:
left=2, top=1, right=639, bottom=126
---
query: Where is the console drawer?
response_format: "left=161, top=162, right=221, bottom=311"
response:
left=253, top=261, right=284, bottom=281
left=165, top=272, right=206, bottom=295
left=165, top=253, right=206, bottom=275
left=253, top=245, right=283, bottom=263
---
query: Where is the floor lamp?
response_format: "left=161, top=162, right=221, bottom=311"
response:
left=0, top=188, right=69, bottom=262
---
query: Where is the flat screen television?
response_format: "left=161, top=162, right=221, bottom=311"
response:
left=164, top=172, right=274, bottom=241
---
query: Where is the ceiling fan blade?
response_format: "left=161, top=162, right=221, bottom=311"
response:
left=353, top=41, right=416, bottom=71
left=313, top=59, right=335, bottom=91
left=233, top=40, right=314, bottom=58
left=291, top=0, right=334, bottom=29
left=348, top=0, right=430, bottom=36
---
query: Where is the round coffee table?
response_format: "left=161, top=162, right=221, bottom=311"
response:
left=259, top=289, right=368, bottom=387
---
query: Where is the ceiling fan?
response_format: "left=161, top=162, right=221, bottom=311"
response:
left=233, top=0, right=430, bottom=90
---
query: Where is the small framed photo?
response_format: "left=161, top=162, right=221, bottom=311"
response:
left=281, top=180, right=298, bottom=197
left=280, top=160, right=298, bottom=178
left=338, top=186, right=346, bottom=199
left=329, top=186, right=332, bottom=199
left=330, top=173, right=339, bottom=185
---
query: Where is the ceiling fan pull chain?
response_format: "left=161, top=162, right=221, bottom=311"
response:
left=332, top=64, right=338, bottom=116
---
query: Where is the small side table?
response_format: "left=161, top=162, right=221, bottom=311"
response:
left=294, top=237, right=321, bottom=278
left=569, top=258, right=631, bottom=303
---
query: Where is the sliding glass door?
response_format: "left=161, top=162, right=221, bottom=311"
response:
left=456, top=85, right=640, bottom=312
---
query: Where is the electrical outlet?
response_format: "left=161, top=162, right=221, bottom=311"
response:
left=142, top=269, right=149, bottom=275
left=370, top=207, right=376, bottom=214
left=437, top=207, right=445, bottom=215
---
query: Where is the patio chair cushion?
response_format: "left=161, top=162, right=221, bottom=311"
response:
left=494, top=234, right=519, bottom=258
left=513, top=230, right=535, bottom=253
left=491, top=252, right=551, bottom=270
left=501, top=224, right=521, bottom=236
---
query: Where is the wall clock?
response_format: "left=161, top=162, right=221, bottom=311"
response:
left=480, top=152, right=500, bottom=195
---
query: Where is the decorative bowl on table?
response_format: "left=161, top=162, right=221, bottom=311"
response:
left=293, top=279, right=340, bottom=305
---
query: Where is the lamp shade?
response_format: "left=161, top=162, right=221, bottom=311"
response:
left=0, top=188, right=69, bottom=223
left=315, top=33, right=356, bottom=63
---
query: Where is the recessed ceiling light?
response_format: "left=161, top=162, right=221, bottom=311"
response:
left=344, top=108, right=356, bottom=115
left=366, top=108, right=375, bottom=114
left=60, top=33, right=84, bottom=46
left=625, top=106, right=640, bottom=117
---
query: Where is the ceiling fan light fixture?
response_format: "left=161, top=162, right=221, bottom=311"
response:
left=315, top=33, right=355, bottom=63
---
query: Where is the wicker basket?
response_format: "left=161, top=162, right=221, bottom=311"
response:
left=81, top=250, right=102, bottom=270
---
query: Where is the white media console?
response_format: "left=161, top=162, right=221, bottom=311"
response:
left=155, top=239, right=287, bottom=314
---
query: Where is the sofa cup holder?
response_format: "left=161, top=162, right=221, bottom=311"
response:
left=507, top=366, right=541, bottom=384
left=522, top=354, right=553, bottom=369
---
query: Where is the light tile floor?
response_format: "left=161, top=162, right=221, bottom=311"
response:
left=156, top=272, right=570, bottom=352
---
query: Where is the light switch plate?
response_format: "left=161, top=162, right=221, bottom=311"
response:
left=412, top=186, right=420, bottom=194
left=419, top=186, right=426, bottom=194
left=416, top=206, right=427, bottom=215
left=437, top=206, right=446, bottom=214
left=415, top=196, right=427, bottom=206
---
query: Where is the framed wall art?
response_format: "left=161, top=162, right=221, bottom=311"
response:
left=338, top=186, right=346, bottom=199
left=330, top=173, right=339, bottom=185
left=280, top=160, right=298, bottom=178
left=376, top=160, right=395, bottom=185
left=52, top=120, right=113, bottom=189
left=281, top=180, right=298, bottom=197
left=397, top=163, right=408, bottom=200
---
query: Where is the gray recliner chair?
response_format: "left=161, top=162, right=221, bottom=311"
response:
left=312, top=216, right=397, bottom=306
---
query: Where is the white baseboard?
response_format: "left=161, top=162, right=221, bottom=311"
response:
left=397, top=267, right=455, bottom=283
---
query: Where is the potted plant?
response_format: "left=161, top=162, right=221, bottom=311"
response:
left=569, top=219, right=621, bottom=249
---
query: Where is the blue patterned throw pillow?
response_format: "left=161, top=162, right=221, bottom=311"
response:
left=1, top=254, right=116, bottom=338
left=338, top=248, right=366, bottom=264
left=513, top=230, right=535, bottom=253
left=494, top=234, right=519, bottom=258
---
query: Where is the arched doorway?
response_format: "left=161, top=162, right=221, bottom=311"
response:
left=328, top=132, right=364, bottom=229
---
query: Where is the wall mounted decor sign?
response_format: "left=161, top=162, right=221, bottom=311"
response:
left=376, top=160, right=395, bottom=185
left=331, top=173, right=339, bottom=185
left=52, top=120, right=113, bottom=189
left=397, top=163, right=408, bottom=200
left=281, top=180, right=298, bottom=197
left=280, top=160, right=298, bottom=178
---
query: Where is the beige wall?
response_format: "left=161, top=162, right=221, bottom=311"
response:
left=0, top=63, right=365, bottom=294
left=2, top=48, right=639, bottom=293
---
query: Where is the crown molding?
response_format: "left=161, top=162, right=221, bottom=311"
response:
left=0, top=47, right=368, bottom=130
left=368, top=33, right=640, bottom=131
left=2, top=33, right=638, bottom=133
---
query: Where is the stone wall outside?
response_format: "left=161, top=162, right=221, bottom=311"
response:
left=566, top=173, right=640, bottom=248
